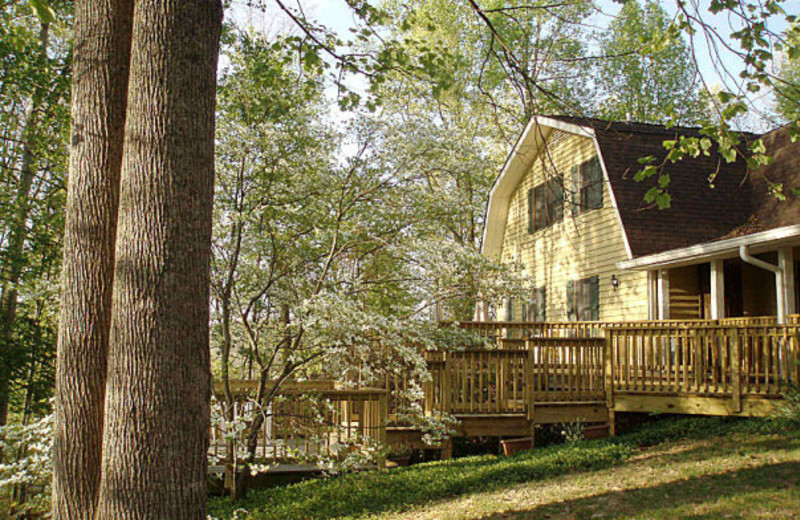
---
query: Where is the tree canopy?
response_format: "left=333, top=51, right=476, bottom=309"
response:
left=595, top=0, right=704, bottom=124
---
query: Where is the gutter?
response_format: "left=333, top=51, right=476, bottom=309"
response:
left=739, top=245, right=779, bottom=273
left=739, top=245, right=785, bottom=324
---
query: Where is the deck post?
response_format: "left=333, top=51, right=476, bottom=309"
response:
left=794, top=328, right=800, bottom=386
left=657, top=269, right=670, bottom=320
left=604, top=328, right=614, bottom=410
left=443, top=352, right=451, bottom=414
left=440, top=439, right=453, bottom=460
left=526, top=340, right=535, bottom=422
left=730, top=328, right=742, bottom=413
left=711, top=259, right=725, bottom=319
left=608, top=410, right=616, bottom=437
left=779, top=247, right=796, bottom=320
left=377, top=392, right=388, bottom=469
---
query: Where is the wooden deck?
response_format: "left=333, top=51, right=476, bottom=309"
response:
left=434, top=317, right=800, bottom=423
left=211, top=382, right=387, bottom=464
left=214, top=317, right=800, bottom=465
left=412, top=317, right=800, bottom=442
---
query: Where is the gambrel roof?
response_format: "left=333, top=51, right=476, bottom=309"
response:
left=482, top=115, right=800, bottom=263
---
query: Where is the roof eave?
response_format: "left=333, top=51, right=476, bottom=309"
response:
left=481, top=116, right=596, bottom=260
left=616, top=224, right=800, bottom=271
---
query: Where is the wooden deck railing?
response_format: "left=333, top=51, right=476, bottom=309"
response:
left=210, top=383, right=387, bottom=463
left=214, top=318, right=800, bottom=457
left=527, top=337, right=606, bottom=403
left=606, top=325, right=800, bottom=401
left=452, top=317, right=779, bottom=341
left=430, top=318, right=798, bottom=419
left=444, top=349, right=528, bottom=414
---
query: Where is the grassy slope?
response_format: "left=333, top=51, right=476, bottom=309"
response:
left=208, top=417, right=800, bottom=520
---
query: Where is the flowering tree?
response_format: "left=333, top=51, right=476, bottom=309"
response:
left=210, top=29, right=529, bottom=497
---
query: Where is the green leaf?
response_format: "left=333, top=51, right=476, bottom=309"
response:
left=28, top=0, right=55, bottom=24
left=634, top=165, right=658, bottom=182
left=720, top=147, right=737, bottom=163
left=790, top=126, right=800, bottom=143
left=716, top=90, right=734, bottom=103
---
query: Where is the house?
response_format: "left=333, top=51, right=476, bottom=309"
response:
left=479, top=116, right=800, bottom=324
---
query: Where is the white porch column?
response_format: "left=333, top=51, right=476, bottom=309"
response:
left=647, top=270, right=658, bottom=320
left=657, top=269, right=670, bottom=320
left=779, top=247, right=796, bottom=321
left=710, top=259, right=725, bottom=319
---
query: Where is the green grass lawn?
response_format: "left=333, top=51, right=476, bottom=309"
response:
left=208, top=417, right=800, bottom=520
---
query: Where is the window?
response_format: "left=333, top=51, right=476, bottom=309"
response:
left=528, top=178, right=564, bottom=233
left=504, top=297, right=514, bottom=321
left=530, top=286, right=546, bottom=322
left=571, top=157, right=603, bottom=216
left=567, top=276, right=599, bottom=321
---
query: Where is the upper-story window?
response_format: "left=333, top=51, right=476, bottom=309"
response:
left=527, top=178, right=564, bottom=233
left=571, top=157, right=603, bottom=216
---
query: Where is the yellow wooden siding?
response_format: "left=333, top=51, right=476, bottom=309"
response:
left=499, top=131, right=649, bottom=322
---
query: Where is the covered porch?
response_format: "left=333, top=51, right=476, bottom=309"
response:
left=618, top=225, right=800, bottom=324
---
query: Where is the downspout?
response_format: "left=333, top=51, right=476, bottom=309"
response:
left=739, top=245, right=785, bottom=324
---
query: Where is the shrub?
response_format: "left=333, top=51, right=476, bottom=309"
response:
left=0, top=414, right=53, bottom=518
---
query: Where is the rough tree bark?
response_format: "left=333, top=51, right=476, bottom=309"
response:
left=95, top=0, right=223, bottom=517
left=51, top=1, right=133, bottom=518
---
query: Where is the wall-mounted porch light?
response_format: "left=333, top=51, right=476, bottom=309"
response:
left=611, top=274, right=619, bottom=290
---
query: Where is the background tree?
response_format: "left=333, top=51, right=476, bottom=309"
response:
left=595, top=0, right=704, bottom=124
left=0, top=0, right=70, bottom=427
left=382, top=0, right=593, bottom=134
left=775, top=22, right=800, bottom=121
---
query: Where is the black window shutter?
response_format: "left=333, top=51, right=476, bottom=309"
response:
left=571, top=165, right=580, bottom=217
left=539, top=286, right=547, bottom=321
left=588, top=275, right=600, bottom=320
left=553, top=181, right=564, bottom=223
left=527, top=188, right=534, bottom=233
left=588, top=158, right=603, bottom=210
left=534, top=184, right=547, bottom=231
left=566, top=280, right=575, bottom=321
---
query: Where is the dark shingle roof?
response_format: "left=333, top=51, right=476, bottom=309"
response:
left=546, top=116, right=798, bottom=257
left=720, top=125, right=800, bottom=239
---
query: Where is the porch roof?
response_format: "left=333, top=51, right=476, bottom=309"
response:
left=616, top=223, right=800, bottom=271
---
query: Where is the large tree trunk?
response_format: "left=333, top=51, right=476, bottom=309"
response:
left=51, top=1, right=133, bottom=518
left=95, top=0, right=222, bottom=517
left=0, top=22, right=50, bottom=427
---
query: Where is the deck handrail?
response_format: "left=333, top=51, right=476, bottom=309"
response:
left=427, top=320, right=799, bottom=419
left=605, top=325, right=800, bottom=411
left=210, top=381, right=388, bottom=464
